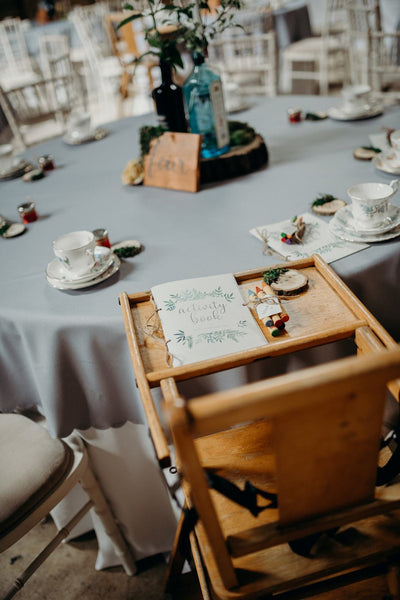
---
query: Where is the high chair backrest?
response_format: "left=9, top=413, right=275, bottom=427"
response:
left=162, top=348, right=400, bottom=589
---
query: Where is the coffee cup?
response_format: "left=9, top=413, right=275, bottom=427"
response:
left=0, top=144, right=14, bottom=172
left=67, top=112, right=92, bottom=140
left=389, top=130, right=400, bottom=163
left=347, top=180, right=399, bottom=230
left=341, top=84, right=372, bottom=113
left=53, top=230, right=96, bottom=276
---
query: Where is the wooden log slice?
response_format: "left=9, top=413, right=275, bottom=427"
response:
left=353, top=147, right=379, bottom=161
left=312, top=199, right=346, bottom=215
left=200, top=134, right=268, bottom=184
left=270, top=269, right=308, bottom=296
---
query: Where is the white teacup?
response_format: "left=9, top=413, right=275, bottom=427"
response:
left=347, top=180, right=399, bottom=230
left=341, top=84, right=372, bottom=113
left=0, top=144, right=14, bottom=172
left=67, top=112, right=92, bottom=140
left=53, top=230, right=96, bottom=276
left=389, top=130, right=400, bottom=163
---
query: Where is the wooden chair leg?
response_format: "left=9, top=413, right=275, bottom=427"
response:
left=164, top=510, right=187, bottom=593
left=388, top=564, right=400, bottom=600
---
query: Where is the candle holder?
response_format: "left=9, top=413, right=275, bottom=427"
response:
left=92, top=228, right=111, bottom=248
left=18, top=200, right=38, bottom=224
left=37, top=154, right=55, bottom=171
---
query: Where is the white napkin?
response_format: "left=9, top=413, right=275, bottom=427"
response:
left=250, top=212, right=368, bottom=263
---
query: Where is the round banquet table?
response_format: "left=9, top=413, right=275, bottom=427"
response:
left=1, top=95, right=400, bottom=567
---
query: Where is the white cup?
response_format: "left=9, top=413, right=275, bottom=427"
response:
left=341, top=84, right=372, bottom=113
left=67, top=112, right=92, bottom=139
left=389, top=130, right=400, bottom=163
left=347, top=180, right=399, bottom=230
left=53, top=230, right=96, bottom=275
left=0, top=144, right=14, bottom=172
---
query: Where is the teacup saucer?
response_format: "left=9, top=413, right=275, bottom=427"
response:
left=46, top=247, right=112, bottom=284
left=328, top=102, right=383, bottom=121
left=0, top=159, right=34, bottom=181
left=62, top=127, right=109, bottom=146
left=333, top=204, right=400, bottom=235
left=372, top=152, right=400, bottom=175
left=46, top=255, right=120, bottom=290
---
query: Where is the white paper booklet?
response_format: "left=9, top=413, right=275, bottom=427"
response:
left=151, top=273, right=267, bottom=367
left=250, top=212, right=368, bottom=263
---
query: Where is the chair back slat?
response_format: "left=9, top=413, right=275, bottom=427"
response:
left=274, top=383, right=384, bottom=525
left=163, top=348, right=400, bottom=589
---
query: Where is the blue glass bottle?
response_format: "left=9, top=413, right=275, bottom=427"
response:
left=183, top=53, right=230, bottom=159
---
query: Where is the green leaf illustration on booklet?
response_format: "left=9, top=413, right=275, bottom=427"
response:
left=151, top=273, right=267, bottom=366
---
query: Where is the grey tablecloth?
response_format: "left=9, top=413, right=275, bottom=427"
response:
left=1, top=94, right=400, bottom=564
left=1, top=95, right=400, bottom=436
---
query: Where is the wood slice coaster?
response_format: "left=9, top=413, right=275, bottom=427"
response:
left=270, top=270, right=308, bottom=296
left=353, top=147, right=380, bottom=161
left=200, top=134, right=268, bottom=184
left=312, top=199, right=346, bottom=215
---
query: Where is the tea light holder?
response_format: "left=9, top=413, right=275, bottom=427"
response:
left=18, top=200, right=38, bottom=224
left=92, top=228, right=111, bottom=248
left=288, top=108, right=302, bottom=123
left=37, top=154, right=55, bottom=171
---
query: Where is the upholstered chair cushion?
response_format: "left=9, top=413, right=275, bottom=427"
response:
left=0, top=414, right=73, bottom=537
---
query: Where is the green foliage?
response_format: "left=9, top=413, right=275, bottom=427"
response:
left=0, top=222, right=10, bottom=236
left=139, top=125, right=167, bottom=156
left=263, top=268, right=288, bottom=285
left=118, top=0, right=243, bottom=70
left=113, top=245, right=142, bottom=258
left=361, top=145, right=381, bottom=153
left=228, top=121, right=256, bottom=146
left=312, top=193, right=336, bottom=207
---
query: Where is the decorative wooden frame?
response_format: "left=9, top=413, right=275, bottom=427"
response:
left=119, top=254, right=399, bottom=468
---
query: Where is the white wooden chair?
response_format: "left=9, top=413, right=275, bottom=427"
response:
left=69, top=3, right=129, bottom=118
left=368, top=30, right=400, bottom=99
left=0, top=17, right=42, bottom=93
left=281, top=0, right=349, bottom=94
left=0, top=414, right=135, bottom=600
left=346, top=0, right=383, bottom=86
left=208, top=32, right=278, bottom=96
left=39, top=34, right=88, bottom=110
left=346, top=0, right=400, bottom=98
left=0, top=73, right=80, bottom=149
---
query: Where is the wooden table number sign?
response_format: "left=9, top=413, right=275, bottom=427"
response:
left=144, top=132, right=202, bottom=193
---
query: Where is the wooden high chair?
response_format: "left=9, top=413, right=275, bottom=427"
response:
left=119, top=255, right=400, bottom=598
left=161, top=348, right=400, bottom=599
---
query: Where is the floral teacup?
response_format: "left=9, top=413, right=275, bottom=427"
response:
left=53, top=230, right=96, bottom=276
left=347, top=180, right=399, bottom=230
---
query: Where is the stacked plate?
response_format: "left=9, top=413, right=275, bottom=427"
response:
left=62, top=127, right=109, bottom=146
left=329, top=203, right=400, bottom=243
left=0, top=158, right=33, bottom=181
left=46, top=246, right=120, bottom=290
left=328, top=101, right=383, bottom=122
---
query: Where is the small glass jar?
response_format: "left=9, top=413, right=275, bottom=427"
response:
left=92, top=228, right=111, bottom=248
left=37, top=154, right=55, bottom=171
left=18, top=200, right=38, bottom=223
left=288, top=108, right=302, bottom=123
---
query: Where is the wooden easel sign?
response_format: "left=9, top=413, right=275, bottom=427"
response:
left=144, top=132, right=202, bottom=193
